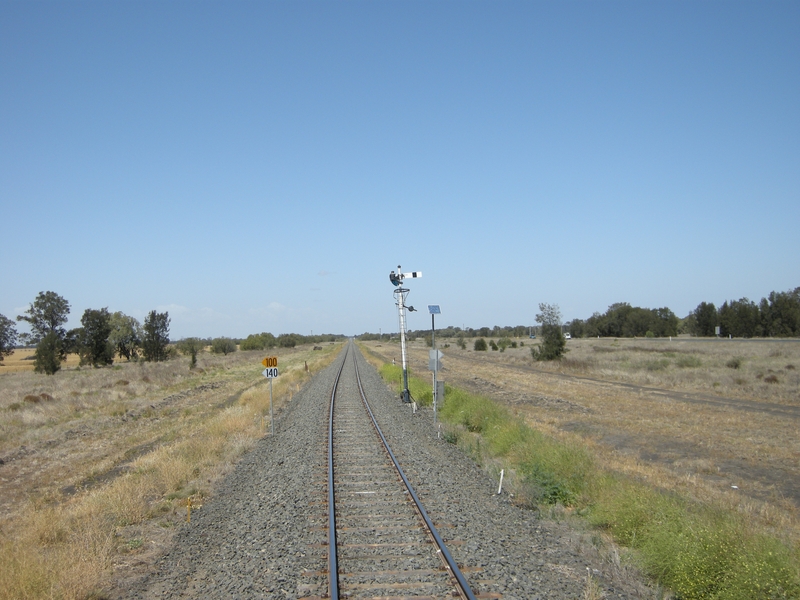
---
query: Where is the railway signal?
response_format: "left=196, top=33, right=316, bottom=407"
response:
left=390, top=265, right=421, bottom=404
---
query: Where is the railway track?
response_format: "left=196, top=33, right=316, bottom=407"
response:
left=324, top=344, right=479, bottom=599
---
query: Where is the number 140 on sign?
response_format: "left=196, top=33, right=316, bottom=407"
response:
left=262, top=356, right=278, bottom=378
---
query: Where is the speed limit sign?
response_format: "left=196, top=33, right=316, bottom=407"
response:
left=262, top=356, right=278, bottom=378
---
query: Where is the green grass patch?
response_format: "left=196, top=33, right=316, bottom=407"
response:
left=377, top=363, right=800, bottom=599
left=380, top=363, right=435, bottom=406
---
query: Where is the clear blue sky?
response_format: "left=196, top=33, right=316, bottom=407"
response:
left=2, top=1, right=798, bottom=339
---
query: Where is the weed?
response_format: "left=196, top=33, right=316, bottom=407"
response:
left=443, top=430, right=459, bottom=444
left=644, top=359, right=670, bottom=371
left=125, top=538, right=143, bottom=551
left=676, top=355, right=702, bottom=368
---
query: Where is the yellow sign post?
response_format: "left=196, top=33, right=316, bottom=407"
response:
left=261, top=357, right=278, bottom=435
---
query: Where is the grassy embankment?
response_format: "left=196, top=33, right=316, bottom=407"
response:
left=0, top=344, right=341, bottom=600
left=368, top=355, right=800, bottom=600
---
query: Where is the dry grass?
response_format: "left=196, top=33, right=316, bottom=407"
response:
left=0, top=343, right=341, bottom=599
left=1, top=347, right=81, bottom=373
left=363, top=338, right=800, bottom=598
left=363, top=337, right=800, bottom=547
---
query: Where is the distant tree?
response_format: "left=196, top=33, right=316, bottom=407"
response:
left=240, top=332, right=277, bottom=351
left=34, top=332, right=66, bottom=375
left=18, top=332, right=35, bottom=347
left=692, top=302, right=718, bottom=337
left=531, top=303, right=567, bottom=361
left=678, top=313, right=696, bottom=335
left=211, top=337, right=237, bottom=355
left=651, top=307, right=679, bottom=337
left=177, top=337, right=205, bottom=369
left=142, top=310, right=170, bottom=362
left=474, top=338, right=488, bottom=351
left=762, top=288, right=800, bottom=336
left=78, top=308, right=114, bottom=367
left=17, top=291, right=71, bottom=339
left=0, top=314, right=18, bottom=363
left=64, top=327, right=82, bottom=356
left=18, top=291, right=71, bottom=375
left=277, top=333, right=300, bottom=348
left=719, top=298, right=761, bottom=338
left=568, top=319, right=586, bottom=339
left=109, top=312, right=142, bottom=360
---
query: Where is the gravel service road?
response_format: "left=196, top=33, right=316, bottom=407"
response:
left=116, top=342, right=652, bottom=599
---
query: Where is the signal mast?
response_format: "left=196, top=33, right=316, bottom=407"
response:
left=389, top=265, right=421, bottom=403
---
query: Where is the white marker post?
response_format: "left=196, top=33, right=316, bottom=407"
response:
left=428, top=305, right=441, bottom=425
left=262, top=356, right=278, bottom=435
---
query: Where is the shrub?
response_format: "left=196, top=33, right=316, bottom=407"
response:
left=211, top=338, right=237, bottom=355
left=726, top=357, right=743, bottom=369
left=676, top=355, right=702, bottom=368
left=474, top=338, right=488, bottom=351
left=176, top=338, right=204, bottom=368
left=530, top=324, right=567, bottom=361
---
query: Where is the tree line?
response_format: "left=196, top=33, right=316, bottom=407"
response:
left=355, top=285, right=799, bottom=342
left=0, top=290, right=348, bottom=374
left=0, top=291, right=171, bottom=374
left=568, top=303, right=679, bottom=338
left=683, top=287, right=800, bottom=338
left=569, top=287, right=799, bottom=339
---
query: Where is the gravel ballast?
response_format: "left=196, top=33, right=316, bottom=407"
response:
left=117, top=343, right=652, bottom=599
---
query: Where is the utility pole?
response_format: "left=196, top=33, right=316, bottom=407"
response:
left=389, top=265, right=421, bottom=403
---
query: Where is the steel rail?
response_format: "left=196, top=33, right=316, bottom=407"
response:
left=326, top=344, right=349, bottom=600
left=352, top=352, right=478, bottom=600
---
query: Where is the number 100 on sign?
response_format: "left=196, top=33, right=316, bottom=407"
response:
left=261, top=356, right=278, bottom=378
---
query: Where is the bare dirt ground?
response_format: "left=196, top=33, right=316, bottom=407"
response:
left=362, top=337, right=800, bottom=542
